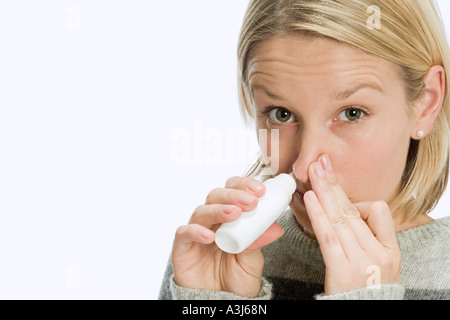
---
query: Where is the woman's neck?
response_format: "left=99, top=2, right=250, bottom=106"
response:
left=393, top=213, right=435, bottom=233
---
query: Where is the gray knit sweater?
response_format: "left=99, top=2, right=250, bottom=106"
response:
left=159, top=210, right=450, bottom=300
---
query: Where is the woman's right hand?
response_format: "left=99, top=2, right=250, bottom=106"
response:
left=171, top=176, right=284, bottom=298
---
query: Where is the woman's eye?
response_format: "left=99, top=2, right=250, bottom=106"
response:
left=268, top=108, right=295, bottom=123
left=338, top=107, right=366, bottom=122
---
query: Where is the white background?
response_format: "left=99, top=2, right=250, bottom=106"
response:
left=0, top=1, right=449, bottom=300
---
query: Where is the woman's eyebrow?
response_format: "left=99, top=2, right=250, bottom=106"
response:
left=251, top=81, right=384, bottom=102
left=251, top=83, right=286, bottom=101
left=333, top=82, right=384, bottom=101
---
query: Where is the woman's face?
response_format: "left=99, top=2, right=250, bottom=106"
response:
left=248, top=36, right=418, bottom=232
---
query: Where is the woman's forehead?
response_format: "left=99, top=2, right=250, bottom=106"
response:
left=247, top=36, right=401, bottom=96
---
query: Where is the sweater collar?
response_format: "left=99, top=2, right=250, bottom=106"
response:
left=396, top=216, right=450, bottom=252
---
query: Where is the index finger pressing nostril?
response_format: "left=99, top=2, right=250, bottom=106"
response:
left=310, top=159, right=360, bottom=221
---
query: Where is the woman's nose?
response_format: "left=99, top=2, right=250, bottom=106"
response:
left=292, top=134, right=327, bottom=185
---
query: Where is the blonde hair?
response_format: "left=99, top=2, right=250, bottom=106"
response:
left=237, top=0, right=450, bottom=220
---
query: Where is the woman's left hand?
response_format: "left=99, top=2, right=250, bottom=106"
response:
left=304, top=154, right=402, bottom=296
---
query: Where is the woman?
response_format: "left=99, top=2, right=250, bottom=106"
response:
left=160, top=0, right=450, bottom=299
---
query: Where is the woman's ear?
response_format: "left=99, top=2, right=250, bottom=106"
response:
left=412, top=65, right=446, bottom=140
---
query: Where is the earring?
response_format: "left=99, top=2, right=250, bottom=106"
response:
left=417, top=130, right=425, bottom=139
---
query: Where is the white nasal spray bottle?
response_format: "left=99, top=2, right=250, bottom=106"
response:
left=215, top=173, right=296, bottom=254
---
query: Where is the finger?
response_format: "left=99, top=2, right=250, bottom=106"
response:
left=172, top=224, right=215, bottom=258
left=320, top=155, right=397, bottom=252
left=352, top=201, right=398, bottom=251
left=245, top=223, right=284, bottom=252
left=320, top=158, right=381, bottom=253
left=361, top=201, right=398, bottom=251
left=205, top=188, right=259, bottom=211
left=353, top=202, right=375, bottom=220
left=308, top=161, right=364, bottom=261
left=320, top=154, right=396, bottom=253
left=304, top=191, right=347, bottom=268
left=318, top=155, right=361, bottom=223
left=189, top=204, right=242, bottom=229
left=225, top=176, right=266, bottom=197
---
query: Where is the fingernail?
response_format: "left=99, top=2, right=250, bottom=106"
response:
left=321, top=154, right=333, bottom=172
left=248, top=180, right=264, bottom=193
left=313, top=162, right=325, bottom=177
left=239, top=193, right=257, bottom=205
left=200, top=228, right=213, bottom=239
left=305, top=191, right=318, bottom=203
left=223, top=205, right=236, bottom=214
